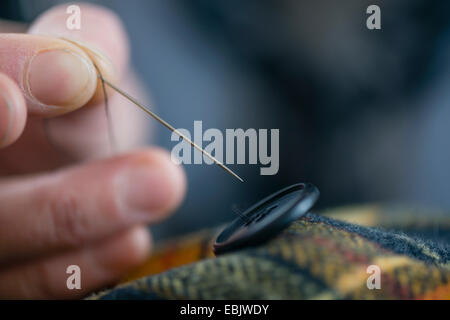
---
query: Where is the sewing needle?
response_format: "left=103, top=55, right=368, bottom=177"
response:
left=99, top=76, right=244, bottom=183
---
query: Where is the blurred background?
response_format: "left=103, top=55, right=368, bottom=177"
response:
left=1, top=0, right=450, bottom=240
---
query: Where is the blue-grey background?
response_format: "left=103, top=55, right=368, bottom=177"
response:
left=2, top=0, right=450, bottom=240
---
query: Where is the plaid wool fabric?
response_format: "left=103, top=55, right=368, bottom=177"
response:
left=90, top=205, right=450, bottom=299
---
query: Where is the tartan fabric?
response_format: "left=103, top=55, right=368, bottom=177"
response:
left=90, top=205, right=450, bottom=299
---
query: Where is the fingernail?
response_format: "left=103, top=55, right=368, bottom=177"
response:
left=117, top=164, right=175, bottom=217
left=61, top=38, right=117, bottom=82
left=0, top=91, right=14, bottom=147
left=24, top=49, right=96, bottom=107
left=60, top=38, right=118, bottom=104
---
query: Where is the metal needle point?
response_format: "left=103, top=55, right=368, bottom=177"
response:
left=99, top=75, right=244, bottom=183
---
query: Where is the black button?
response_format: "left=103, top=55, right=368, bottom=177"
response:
left=213, top=183, right=319, bottom=255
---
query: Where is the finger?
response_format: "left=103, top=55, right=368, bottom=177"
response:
left=0, top=34, right=98, bottom=116
left=0, top=73, right=27, bottom=148
left=28, top=3, right=129, bottom=104
left=0, top=148, right=186, bottom=263
left=0, top=72, right=151, bottom=174
left=37, top=70, right=150, bottom=162
left=0, top=19, right=27, bottom=33
left=19, top=3, right=145, bottom=164
left=0, top=226, right=151, bottom=299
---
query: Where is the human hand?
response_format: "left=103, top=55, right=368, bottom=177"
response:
left=0, top=3, right=186, bottom=298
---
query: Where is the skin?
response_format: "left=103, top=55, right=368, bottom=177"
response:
left=0, top=4, right=186, bottom=298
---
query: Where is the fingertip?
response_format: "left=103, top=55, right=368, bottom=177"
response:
left=96, top=226, right=151, bottom=273
left=0, top=34, right=100, bottom=116
left=61, top=37, right=118, bottom=106
left=29, top=3, right=129, bottom=77
left=123, top=226, right=152, bottom=266
left=24, top=47, right=98, bottom=113
left=0, top=73, right=27, bottom=148
left=141, top=148, right=187, bottom=212
left=26, top=3, right=131, bottom=113
left=116, top=148, right=187, bottom=221
left=159, top=149, right=187, bottom=214
left=74, top=227, right=151, bottom=298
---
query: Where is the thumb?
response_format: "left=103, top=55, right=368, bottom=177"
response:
left=0, top=34, right=98, bottom=117
left=28, top=3, right=129, bottom=105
